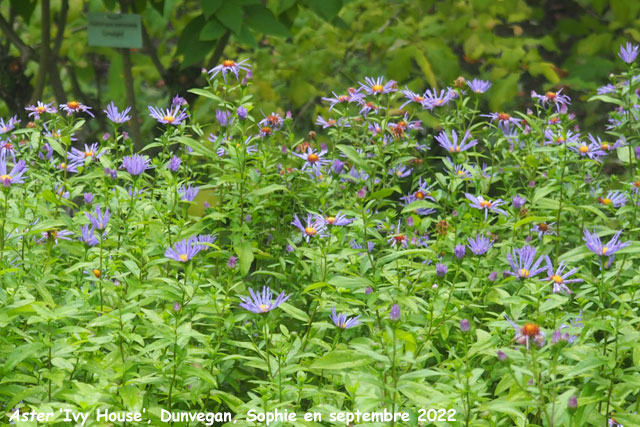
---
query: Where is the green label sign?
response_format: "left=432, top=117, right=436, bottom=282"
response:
left=88, top=12, right=142, bottom=49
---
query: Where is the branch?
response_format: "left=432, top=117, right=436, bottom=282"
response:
left=130, top=1, right=166, bottom=77
left=31, top=0, right=51, bottom=103
left=120, top=0, right=142, bottom=148
left=205, top=30, right=231, bottom=71
left=49, top=0, right=70, bottom=103
left=0, top=13, right=37, bottom=62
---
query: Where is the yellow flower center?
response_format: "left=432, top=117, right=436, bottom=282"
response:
left=179, top=254, right=188, bottom=261
left=556, top=137, right=565, bottom=143
left=435, top=99, right=443, bottom=105
left=394, top=234, right=406, bottom=242
left=498, top=112, right=511, bottom=121
left=545, top=91, right=556, bottom=100
left=261, top=126, right=272, bottom=134
left=415, top=191, right=425, bottom=199
left=397, top=171, right=403, bottom=176
left=222, top=59, right=236, bottom=67
left=519, top=268, right=530, bottom=278
left=551, top=274, right=563, bottom=283
left=0, top=174, right=11, bottom=181
left=339, top=321, right=346, bottom=328
left=308, top=154, right=319, bottom=163
left=305, top=227, right=317, bottom=236
left=67, top=101, right=80, bottom=109
left=601, top=143, right=610, bottom=150
left=163, top=115, right=175, bottom=123
left=457, top=170, right=465, bottom=176
left=259, top=304, right=269, bottom=312
left=522, top=323, right=540, bottom=337
left=579, top=145, right=589, bottom=153
left=93, top=269, right=101, bottom=278
left=480, top=200, right=492, bottom=208
left=85, top=151, right=94, bottom=158
left=37, top=105, right=46, bottom=112
left=372, top=84, right=384, bottom=93
left=326, top=216, right=336, bottom=224
left=414, top=96, right=424, bottom=102
left=60, top=163, right=67, bottom=169
left=602, top=198, right=611, bottom=205
left=602, top=246, right=608, bottom=255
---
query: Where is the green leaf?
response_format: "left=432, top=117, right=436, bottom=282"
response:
left=617, top=145, right=630, bottom=164
left=401, top=200, right=438, bottom=214
left=177, top=16, right=212, bottom=68
left=245, top=5, right=291, bottom=37
left=309, top=350, right=373, bottom=370
left=587, top=95, right=625, bottom=106
left=216, top=1, right=243, bottom=34
left=413, top=48, right=438, bottom=89
left=337, top=144, right=368, bottom=171
left=250, top=184, right=287, bottom=196
left=235, top=241, right=254, bottom=276
left=200, top=18, right=226, bottom=41
left=306, top=0, right=342, bottom=21
left=200, top=0, right=223, bottom=18
left=513, top=216, right=554, bottom=229
left=279, top=302, right=310, bottom=322
left=367, top=187, right=400, bottom=201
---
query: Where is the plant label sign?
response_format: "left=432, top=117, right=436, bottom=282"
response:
left=88, top=13, right=142, bottom=49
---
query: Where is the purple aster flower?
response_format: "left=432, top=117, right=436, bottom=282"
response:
left=389, top=303, right=401, bottom=320
left=505, top=246, right=547, bottom=279
left=436, top=129, right=477, bottom=153
left=291, top=214, right=328, bottom=242
left=331, top=159, right=345, bottom=174
left=57, top=159, right=82, bottom=174
left=460, top=318, right=470, bottom=332
left=399, top=88, right=427, bottom=109
left=497, top=350, right=508, bottom=361
left=54, top=184, right=69, bottom=199
left=505, top=315, right=546, bottom=349
left=531, top=222, right=556, bottom=240
left=0, top=116, right=19, bottom=134
left=104, top=102, right=131, bottom=124
left=481, top=112, right=521, bottom=131
left=387, top=221, right=408, bottom=249
left=171, top=94, right=187, bottom=107
left=488, top=271, right=498, bottom=281
left=400, top=178, right=436, bottom=215
left=568, top=396, right=578, bottom=409
left=60, top=100, right=94, bottom=117
left=0, top=158, right=27, bottom=187
left=259, top=112, right=284, bottom=130
left=293, top=147, right=329, bottom=174
left=422, top=88, right=455, bottom=109
left=544, top=258, right=583, bottom=294
left=237, top=106, right=248, bottom=120
left=597, top=84, right=617, bottom=95
left=84, top=193, right=94, bottom=204
left=165, top=238, right=203, bottom=262
left=465, top=193, right=508, bottom=220
left=599, top=191, right=627, bottom=208
left=216, top=109, right=232, bottom=127
left=552, top=312, right=583, bottom=344
left=207, top=59, right=251, bottom=83
left=38, top=229, right=73, bottom=245
left=530, top=89, right=571, bottom=112
left=512, top=195, right=526, bottom=209
left=451, top=164, right=472, bottom=179
left=359, top=76, right=397, bottom=95
left=68, top=143, right=104, bottom=164
left=467, top=234, right=493, bottom=255
left=178, top=184, right=199, bottom=202
left=104, top=167, right=117, bottom=179
left=583, top=229, right=630, bottom=257
left=85, top=204, right=110, bottom=231
left=122, top=154, right=151, bottom=176
left=321, top=89, right=364, bottom=110
left=543, top=128, right=580, bottom=145
left=168, top=156, right=181, bottom=172
left=323, top=212, right=354, bottom=226
left=148, top=105, right=188, bottom=125
left=618, top=42, right=639, bottom=63
left=80, top=225, right=99, bottom=246
left=436, top=263, right=448, bottom=277
left=389, top=165, right=413, bottom=178
left=330, top=307, right=361, bottom=329
left=454, top=244, right=466, bottom=259
left=239, top=286, right=289, bottom=313
left=25, top=101, right=57, bottom=119
left=227, top=256, right=238, bottom=269
left=467, top=79, right=492, bottom=94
